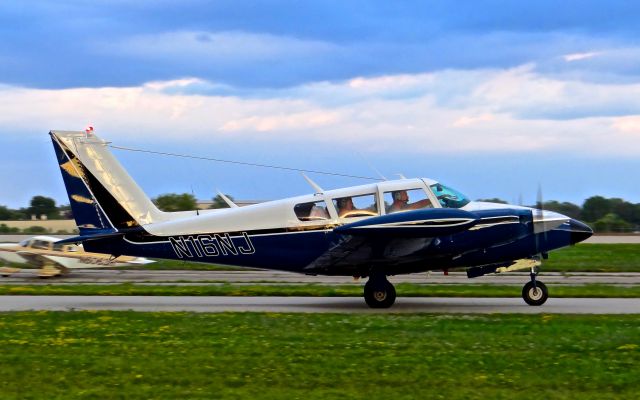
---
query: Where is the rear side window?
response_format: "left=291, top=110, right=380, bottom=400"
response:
left=333, top=193, right=379, bottom=218
left=32, top=240, right=50, bottom=250
left=294, top=201, right=330, bottom=221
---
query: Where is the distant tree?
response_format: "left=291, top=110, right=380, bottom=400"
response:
left=542, top=201, right=582, bottom=220
left=0, top=205, right=25, bottom=220
left=0, top=224, right=20, bottom=233
left=153, top=193, right=198, bottom=212
left=15, top=208, right=29, bottom=220
left=581, top=196, right=611, bottom=222
left=0, top=205, right=13, bottom=220
left=608, top=198, right=638, bottom=225
left=210, top=194, right=235, bottom=209
left=593, top=213, right=632, bottom=233
left=22, top=226, right=49, bottom=234
left=476, top=198, right=508, bottom=204
left=27, top=196, right=58, bottom=219
left=634, top=204, right=640, bottom=226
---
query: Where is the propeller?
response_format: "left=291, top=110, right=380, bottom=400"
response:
left=534, top=184, right=546, bottom=257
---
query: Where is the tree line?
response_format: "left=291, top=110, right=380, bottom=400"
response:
left=477, top=196, right=640, bottom=233
left=2, top=194, right=639, bottom=233
left=0, top=194, right=229, bottom=221
left=0, top=196, right=70, bottom=221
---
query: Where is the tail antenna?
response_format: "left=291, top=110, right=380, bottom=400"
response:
left=356, top=152, right=387, bottom=181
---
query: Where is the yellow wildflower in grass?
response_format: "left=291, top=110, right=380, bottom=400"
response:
left=9, top=286, right=35, bottom=293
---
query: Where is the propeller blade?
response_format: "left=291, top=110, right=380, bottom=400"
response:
left=534, top=183, right=543, bottom=255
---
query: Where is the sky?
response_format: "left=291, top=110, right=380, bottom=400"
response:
left=2, top=1, right=640, bottom=208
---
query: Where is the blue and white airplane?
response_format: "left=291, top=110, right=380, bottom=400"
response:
left=51, top=130, right=593, bottom=308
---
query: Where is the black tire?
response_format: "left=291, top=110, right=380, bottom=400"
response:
left=364, top=279, right=396, bottom=308
left=522, top=281, right=548, bottom=306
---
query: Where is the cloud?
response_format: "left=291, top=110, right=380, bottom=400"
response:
left=563, top=51, right=602, bottom=62
left=612, top=116, right=640, bottom=135
left=2, top=65, right=640, bottom=157
left=452, top=114, right=495, bottom=127
left=467, top=64, right=640, bottom=119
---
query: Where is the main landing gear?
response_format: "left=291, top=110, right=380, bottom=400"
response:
left=364, top=274, right=396, bottom=308
left=522, top=266, right=548, bottom=306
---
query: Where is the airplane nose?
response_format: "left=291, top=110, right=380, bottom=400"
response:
left=568, top=219, right=593, bottom=245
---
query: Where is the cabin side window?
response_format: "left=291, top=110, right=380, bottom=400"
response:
left=294, top=200, right=330, bottom=221
left=53, top=243, right=73, bottom=252
left=383, top=188, right=433, bottom=214
left=31, top=240, right=51, bottom=250
left=333, top=193, right=379, bottom=218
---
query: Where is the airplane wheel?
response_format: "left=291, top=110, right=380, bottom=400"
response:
left=364, top=278, right=396, bottom=308
left=522, top=281, right=548, bottom=306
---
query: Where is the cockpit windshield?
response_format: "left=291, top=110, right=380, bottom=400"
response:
left=430, top=183, right=471, bottom=208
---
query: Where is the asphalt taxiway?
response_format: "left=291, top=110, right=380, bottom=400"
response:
left=0, top=296, right=638, bottom=314
left=2, top=269, right=640, bottom=285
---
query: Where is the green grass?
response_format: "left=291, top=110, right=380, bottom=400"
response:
left=545, top=244, right=640, bottom=272
left=2, top=283, right=640, bottom=297
left=0, top=312, right=638, bottom=399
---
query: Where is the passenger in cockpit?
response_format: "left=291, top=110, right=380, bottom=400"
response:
left=388, top=190, right=431, bottom=213
left=336, top=197, right=356, bottom=217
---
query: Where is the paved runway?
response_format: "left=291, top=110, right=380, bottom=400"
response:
left=2, top=269, right=640, bottom=285
left=1, top=296, right=638, bottom=314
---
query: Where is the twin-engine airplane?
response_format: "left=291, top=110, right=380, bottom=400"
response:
left=0, top=235, right=153, bottom=278
left=50, top=130, right=593, bottom=308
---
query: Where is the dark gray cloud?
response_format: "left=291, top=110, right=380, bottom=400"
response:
left=2, top=1, right=640, bottom=89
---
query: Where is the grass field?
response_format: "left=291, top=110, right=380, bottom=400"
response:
left=544, top=244, right=640, bottom=272
left=1, top=283, right=639, bottom=297
left=138, top=243, right=640, bottom=272
left=0, top=312, right=638, bottom=399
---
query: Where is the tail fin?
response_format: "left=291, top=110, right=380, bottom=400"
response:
left=50, top=130, right=164, bottom=235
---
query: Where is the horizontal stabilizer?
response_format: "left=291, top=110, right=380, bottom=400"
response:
left=56, top=230, right=131, bottom=245
left=334, top=208, right=478, bottom=237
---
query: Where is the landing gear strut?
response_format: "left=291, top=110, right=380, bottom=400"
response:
left=364, top=274, right=396, bottom=308
left=522, top=266, right=548, bottom=306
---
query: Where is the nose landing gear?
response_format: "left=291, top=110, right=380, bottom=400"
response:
left=522, top=266, right=548, bottom=306
left=364, top=274, right=396, bottom=308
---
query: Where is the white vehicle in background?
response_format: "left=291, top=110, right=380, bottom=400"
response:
left=0, top=235, right=154, bottom=278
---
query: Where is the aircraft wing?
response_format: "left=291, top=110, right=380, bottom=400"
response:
left=15, top=251, right=68, bottom=268
left=305, top=208, right=479, bottom=275
left=0, top=245, right=28, bottom=264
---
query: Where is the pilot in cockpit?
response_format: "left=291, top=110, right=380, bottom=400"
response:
left=388, top=190, right=431, bottom=213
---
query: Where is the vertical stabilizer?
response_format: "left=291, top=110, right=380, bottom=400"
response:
left=50, top=130, right=165, bottom=234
